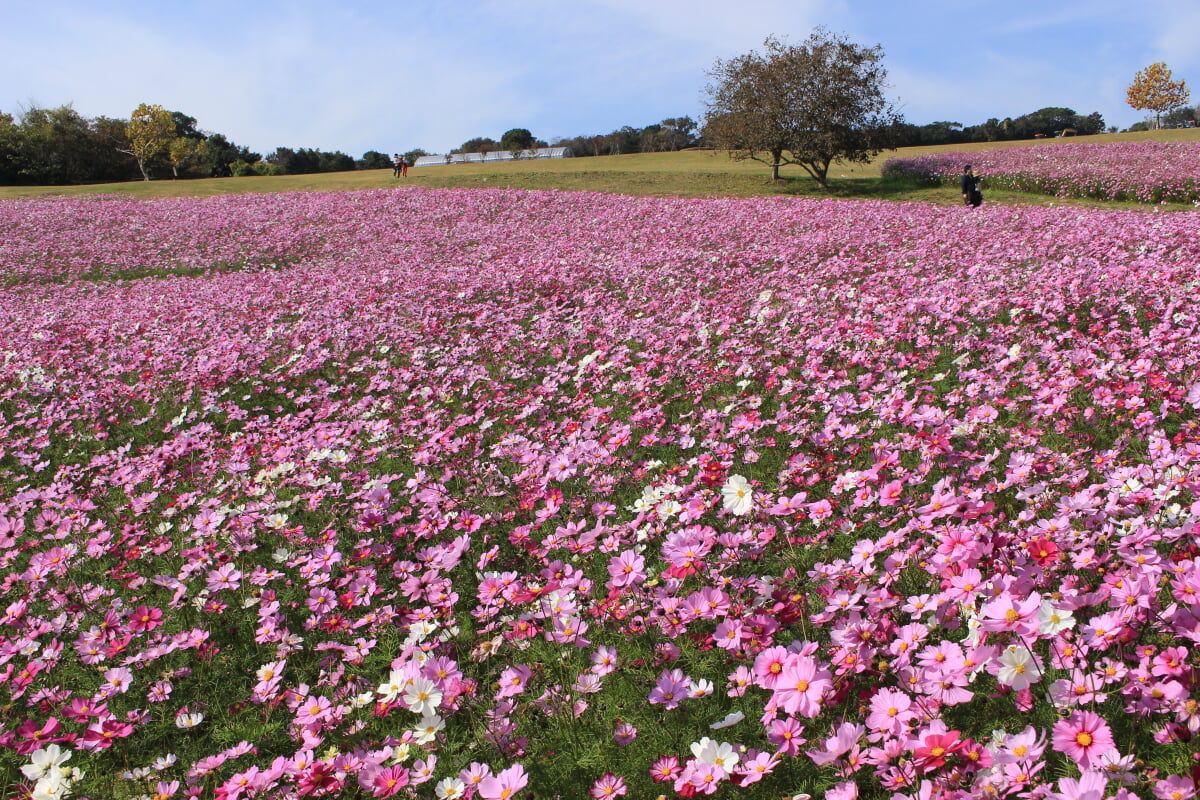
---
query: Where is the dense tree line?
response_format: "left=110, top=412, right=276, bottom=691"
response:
left=550, top=117, right=700, bottom=156
left=449, top=120, right=700, bottom=159
left=894, top=107, right=1107, bottom=147
left=6, top=97, right=1176, bottom=187
left=0, top=104, right=407, bottom=185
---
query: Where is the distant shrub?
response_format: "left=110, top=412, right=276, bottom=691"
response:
left=231, top=159, right=283, bottom=177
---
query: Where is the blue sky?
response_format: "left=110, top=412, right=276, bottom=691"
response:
left=3, top=0, right=1197, bottom=157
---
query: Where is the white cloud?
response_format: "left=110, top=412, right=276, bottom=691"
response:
left=3, top=0, right=1192, bottom=158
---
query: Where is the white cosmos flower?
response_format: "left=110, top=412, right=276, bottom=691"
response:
left=175, top=712, right=204, bottom=729
left=402, top=676, right=442, bottom=716
left=996, top=645, right=1042, bottom=690
left=721, top=474, right=754, bottom=516
left=21, top=745, right=70, bottom=781
left=377, top=668, right=409, bottom=703
left=691, top=736, right=740, bottom=771
left=412, top=713, right=446, bottom=744
left=435, top=777, right=467, bottom=799
left=710, top=711, right=745, bottom=730
left=1037, top=601, right=1076, bottom=635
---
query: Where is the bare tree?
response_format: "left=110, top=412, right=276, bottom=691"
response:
left=703, top=30, right=902, bottom=185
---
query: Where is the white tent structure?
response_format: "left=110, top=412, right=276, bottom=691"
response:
left=414, top=147, right=573, bottom=168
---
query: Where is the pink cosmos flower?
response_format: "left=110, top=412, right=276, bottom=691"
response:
left=648, top=668, right=690, bottom=710
left=478, top=764, right=528, bottom=800
left=368, top=766, right=410, bottom=797
left=675, top=761, right=725, bottom=795
left=459, top=762, right=493, bottom=792
left=1153, top=774, right=1197, bottom=800
left=772, top=655, right=832, bottom=718
left=1049, top=770, right=1109, bottom=800
left=767, top=716, right=806, bottom=756
left=913, top=729, right=964, bottom=771
left=294, top=695, right=334, bottom=727
left=713, top=619, right=745, bottom=651
left=613, top=721, right=637, bottom=745
left=878, top=480, right=903, bottom=507
left=734, top=751, right=779, bottom=785
left=807, top=498, right=834, bottom=522
left=606, top=550, right=645, bottom=588
left=993, top=725, right=1047, bottom=765
left=826, top=780, right=859, bottom=800
left=752, top=645, right=791, bottom=690
left=808, top=722, right=864, bottom=766
left=649, top=756, right=681, bottom=783
left=206, top=563, right=242, bottom=593
left=865, top=688, right=916, bottom=736
left=128, top=605, right=164, bottom=632
left=980, top=593, right=1042, bottom=636
left=81, top=717, right=134, bottom=749
left=496, top=666, right=533, bottom=699
left=589, top=773, right=627, bottom=799
left=1052, top=711, right=1115, bottom=770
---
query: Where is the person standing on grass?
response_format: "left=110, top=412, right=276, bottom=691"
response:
left=961, top=164, right=982, bottom=207
left=393, top=154, right=402, bottom=178
left=400, top=155, right=410, bottom=177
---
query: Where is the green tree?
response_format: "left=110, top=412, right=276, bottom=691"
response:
left=171, top=111, right=204, bottom=141
left=118, top=103, right=176, bottom=180
left=1127, top=62, right=1190, bottom=129
left=167, top=137, right=206, bottom=178
left=455, top=137, right=498, bottom=154
left=659, top=117, right=698, bottom=150
left=1162, top=104, right=1198, bottom=128
left=359, top=150, right=392, bottom=169
left=499, top=128, right=535, bottom=151
left=703, top=29, right=903, bottom=185
left=0, top=111, right=20, bottom=184
left=318, top=150, right=355, bottom=172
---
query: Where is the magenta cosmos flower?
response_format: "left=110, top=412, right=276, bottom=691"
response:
left=1051, top=710, right=1115, bottom=770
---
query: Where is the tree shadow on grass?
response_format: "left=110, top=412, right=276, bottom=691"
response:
left=774, top=175, right=953, bottom=203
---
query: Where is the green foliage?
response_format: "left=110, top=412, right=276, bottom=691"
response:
left=0, top=104, right=140, bottom=185
left=1162, top=104, right=1198, bottom=128
left=266, top=147, right=356, bottom=175
left=894, top=108, right=1106, bottom=146
left=120, top=103, right=177, bottom=180
left=358, top=150, right=392, bottom=169
left=231, top=159, right=283, bottom=177
left=318, top=150, right=355, bottom=172
left=455, top=136, right=499, bottom=154
left=499, top=128, right=535, bottom=151
left=204, top=133, right=260, bottom=176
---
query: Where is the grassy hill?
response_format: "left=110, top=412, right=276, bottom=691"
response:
left=2, top=127, right=1198, bottom=207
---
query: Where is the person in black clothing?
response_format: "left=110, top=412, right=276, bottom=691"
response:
left=961, top=165, right=982, bottom=207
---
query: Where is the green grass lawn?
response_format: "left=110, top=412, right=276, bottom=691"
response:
left=2, top=128, right=1198, bottom=208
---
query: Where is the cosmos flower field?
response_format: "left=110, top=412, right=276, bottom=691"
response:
left=882, top=140, right=1200, bottom=204
left=1, top=187, right=1199, bottom=800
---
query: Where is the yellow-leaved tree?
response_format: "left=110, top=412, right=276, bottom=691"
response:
left=167, top=137, right=206, bottom=179
left=1126, top=63, right=1190, bottom=129
left=118, top=103, right=175, bottom=180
